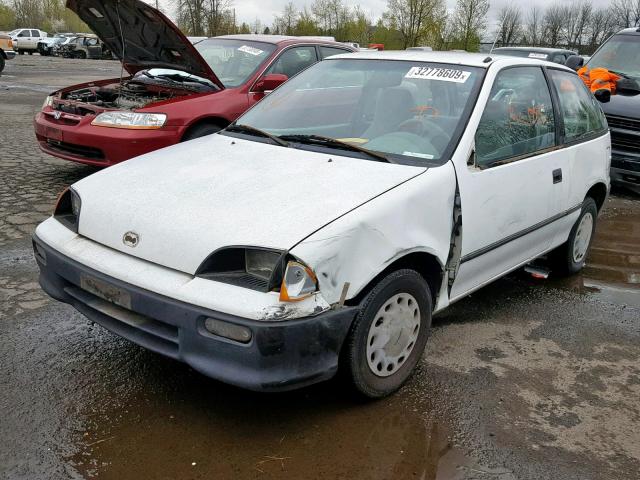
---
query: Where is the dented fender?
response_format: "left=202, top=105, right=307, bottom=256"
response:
left=291, top=163, right=458, bottom=307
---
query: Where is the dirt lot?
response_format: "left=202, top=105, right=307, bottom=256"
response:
left=1, top=55, right=639, bottom=480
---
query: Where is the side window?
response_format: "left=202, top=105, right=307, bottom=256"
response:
left=475, top=67, right=556, bottom=168
left=18, top=30, right=29, bottom=37
left=548, top=69, right=607, bottom=142
left=320, top=46, right=350, bottom=59
left=554, top=54, right=567, bottom=65
left=268, top=46, right=318, bottom=78
left=31, top=30, right=40, bottom=37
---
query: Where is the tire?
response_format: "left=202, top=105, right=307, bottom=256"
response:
left=28, top=50, right=33, bottom=55
left=76, top=51, right=87, bottom=59
left=18, top=50, right=24, bottom=55
left=550, top=197, right=598, bottom=275
left=181, top=123, right=222, bottom=141
left=0, top=55, right=5, bottom=73
left=344, top=269, right=433, bottom=398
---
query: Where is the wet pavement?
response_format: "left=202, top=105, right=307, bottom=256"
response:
left=1, top=56, right=639, bottom=480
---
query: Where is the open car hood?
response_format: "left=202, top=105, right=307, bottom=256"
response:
left=66, top=0, right=224, bottom=89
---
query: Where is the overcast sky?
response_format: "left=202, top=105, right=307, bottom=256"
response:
left=155, top=0, right=612, bottom=31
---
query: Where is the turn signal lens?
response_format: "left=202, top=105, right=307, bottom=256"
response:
left=279, top=261, right=317, bottom=302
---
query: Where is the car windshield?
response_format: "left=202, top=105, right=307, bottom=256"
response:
left=195, top=39, right=276, bottom=88
left=235, top=59, right=484, bottom=165
left=588, top=34, right=640, bottom=79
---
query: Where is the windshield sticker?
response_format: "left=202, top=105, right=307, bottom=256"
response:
left=238, top=45, right=264, bottom=56
left=405, top=67, right=471, bottom=83
left=403, top=151, right=434, bottom=159
left=528, top=53, right=548, bottom=59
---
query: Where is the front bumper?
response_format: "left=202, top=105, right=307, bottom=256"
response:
left=611, top=152, right=640, bottom=194
left=34, top=111, right=183, bottom=166
left=33, top=234, right=358, bottom=392
left=5, top=50, right=16, bottom=60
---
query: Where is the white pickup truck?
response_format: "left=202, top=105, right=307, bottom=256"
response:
left=9, top=28, right=48, bottom=54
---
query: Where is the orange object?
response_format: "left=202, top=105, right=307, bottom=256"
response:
left=578, top=66, right=621, bottom=95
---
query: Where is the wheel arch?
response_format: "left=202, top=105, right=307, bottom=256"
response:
left=585, top=182, right=608, bottom=212
left=181, top=116, right=230, bottom=141
left=346, top=250, right=444, bottom=309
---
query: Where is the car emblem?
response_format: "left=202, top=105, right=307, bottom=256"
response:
left=53, top=111, right=62, bottom=120
left=123, top=231, right=140, bottom=248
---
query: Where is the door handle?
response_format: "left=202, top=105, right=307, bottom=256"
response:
left=552, top=168, right=563, bottom=184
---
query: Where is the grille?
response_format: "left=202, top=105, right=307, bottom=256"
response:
left=46, top=139, right=105, bottom=160
left=606, top=115, right=640, bottom=132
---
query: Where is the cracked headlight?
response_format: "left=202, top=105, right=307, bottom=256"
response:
left=42, top=95, right=54, bottom=109
left=91, top=112, right=167, bottom=129
left=279, top=261, right=317, bottom=302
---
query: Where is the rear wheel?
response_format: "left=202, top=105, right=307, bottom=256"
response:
left=344, top=269, right=432, bottom=398
left=550, top=197, right=598, bottom=275
left=28, top=50, right=33, bottom=55
left=182, top=122, right=222, bottom=141
left=0, top=56, right=5, bottom=73
left=76, top=50, right=87, bottom=59
left=18, top=50, right=24, bottom=55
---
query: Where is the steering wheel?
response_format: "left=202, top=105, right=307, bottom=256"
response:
left=397, top=118, right=451, bottom=152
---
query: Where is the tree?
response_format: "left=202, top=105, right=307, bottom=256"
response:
left=562, top=0, right=592, bottom=50
left=542, top=3, right=564, bottom=47
left=273, top=1, right=297, bottom=35
left=524, top=6, right=543, bottom=46
left=611, top=0, right=640, bottom=28
left=384, top=0, right=446, bottom=49
left=449, top=0, right=490, bottom=51
left=496, top=4, right=522, bottom=47
left=586, top=7, right=617, bottom=53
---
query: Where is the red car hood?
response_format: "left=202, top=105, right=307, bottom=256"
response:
left=66, top=0, right=224, bottom=90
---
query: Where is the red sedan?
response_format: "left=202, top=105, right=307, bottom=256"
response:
left=34, top=0, right=354, bottom=167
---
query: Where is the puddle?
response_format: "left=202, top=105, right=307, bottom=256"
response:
left=68, top=380, right=509, bottom=480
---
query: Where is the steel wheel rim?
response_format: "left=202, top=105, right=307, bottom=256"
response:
left=366, top=293, right=421, bottom=377
left=573, top=212, right=594, bottom=263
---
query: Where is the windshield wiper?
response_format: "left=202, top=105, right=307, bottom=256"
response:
left=278, top=134, right=390, bottom=163
left=225, top=124, right=290, bottom=147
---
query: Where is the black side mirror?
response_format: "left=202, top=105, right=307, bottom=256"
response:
left=594, top=89, right=611, bottom=103
left=565, top=55, right=584, bottom=71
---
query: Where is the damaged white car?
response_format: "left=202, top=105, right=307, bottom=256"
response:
left=34, top=51, right=611, bottom=397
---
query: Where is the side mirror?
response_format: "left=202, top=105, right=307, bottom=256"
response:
left=565, top=55, right=584, bottom=71
left=253, top=73, right=288, bottom=93
left=594, top=89, right=611, bottom=103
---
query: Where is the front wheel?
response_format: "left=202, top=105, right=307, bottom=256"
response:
left=0, top=56, right=5, bottom=73
left=550, top=197, right=598, bottom=275
left=344, top=269, right=432, bottom=398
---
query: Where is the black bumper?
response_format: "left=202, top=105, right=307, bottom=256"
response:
left=611, top=152, right=640, bottom=194
left=33, top=235, right=358, bottom=392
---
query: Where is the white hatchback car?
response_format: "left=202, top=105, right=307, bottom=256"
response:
left=34, top=51, right=610, bottom=398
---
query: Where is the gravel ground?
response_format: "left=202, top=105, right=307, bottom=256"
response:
left=1, top=55, right=639, bottom=480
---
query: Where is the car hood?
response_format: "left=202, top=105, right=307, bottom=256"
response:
left=72, top=135, right=426, bottom=275
left=66, top=0, right=224, bottom=90
left=601, top=89, right=640, bottom=118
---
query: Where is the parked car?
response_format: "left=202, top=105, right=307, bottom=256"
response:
left=51, top=36, right=77, bottom=56
left=37, top=33, right=75, bottom=56
left=57, top=35, right=103, bottom=59
left=493, top=47, right=577, bottom=65
left=565, top=28, right=640, bottom=194
left=0, top=33, right=16, bottom=72
left=9, top=28, right=47, bottom=54
left=34, top=51, right=610, bottom=398
left=34, top=0, right=355, bottom=167
left=406, top=46, right=433, bottom=52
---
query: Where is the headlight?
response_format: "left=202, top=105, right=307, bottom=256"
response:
left=279, top=261, right=317, bottom=302
left=54, top=187, right=81, bottom=233
left=43, top=95, right=54, bottom=109
left=245, top=249, right=281, bottom=280
left=91, top=112, right=167, bottom=129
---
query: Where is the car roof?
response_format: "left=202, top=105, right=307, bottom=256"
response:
left=616, top=27, right=640, bottom=36
left=215, top=34, right=351, bottom=47
left=326, top=50, right=575, bottom=70
left=493, top=46, right=575, bottom=54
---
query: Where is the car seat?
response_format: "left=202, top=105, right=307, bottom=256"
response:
left=363, top=87, right=416, bottom=139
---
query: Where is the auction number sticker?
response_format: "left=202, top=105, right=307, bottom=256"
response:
left=405, top=66, right=471, bottom=83
left=238, top=45, right=264, bottom=56
left=528, top=53, right=548, bottom=59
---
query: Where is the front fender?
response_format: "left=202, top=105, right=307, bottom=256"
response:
left=290, top=162, right=457, bottom=305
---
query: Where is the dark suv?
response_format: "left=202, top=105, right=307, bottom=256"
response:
left=569, top=29, right=640, bottom=193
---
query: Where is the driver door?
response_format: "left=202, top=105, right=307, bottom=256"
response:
left=450, top=66, right=570, bottom=300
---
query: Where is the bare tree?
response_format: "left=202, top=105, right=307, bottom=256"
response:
left=542, top=3, right=564, bottom=47
left=496, top=4, right=522, bottom=46
left=450, top=0, right=490, bottom=51
left=611, top=0, right=640, bottom=28
left=586, top=7, right=618, bottom=52
left=524, top=6, right=543, bottom=46
left=562, top=0, right=592, bottom=50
